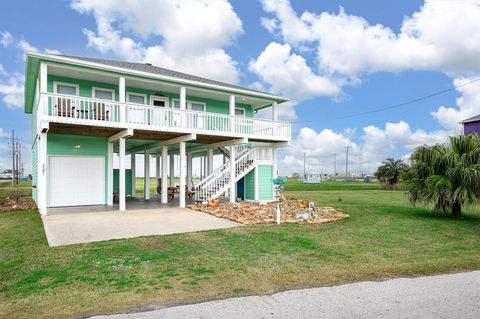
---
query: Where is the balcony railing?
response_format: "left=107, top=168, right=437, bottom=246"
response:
left=38, top=93, right=291, bottom=141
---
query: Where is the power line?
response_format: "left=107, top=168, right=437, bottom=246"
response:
left=292, top=77, right=480, bottom=124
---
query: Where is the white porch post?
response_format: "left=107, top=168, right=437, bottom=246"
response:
left=169, top=154, right=175, bottom=187
left=37, top=132, right=48, bottom=215
left=272, top=147, right=277, bottom=179
left=229, top=95, right=235, bottom=133
left=119, top=137, right=126, bottom=211
left=187, top=152, right=192, bottom=189
left=107, top=142, right=114, bottom=205
left=144, top=149, right=150, bottom=200
left=179, top=142, right=186, bottom=208
left=161, top=146, right=168, bottom=203
left=156, top=154, right=160, bottom=194
left=254, top=166, right=259, bottom=201
left=119, top=77, right=126, bottom=123
left=207, top=148, right=214, bottom=175
left=229, top=145, right=236, bottom=203
left=272, top=101, right=277, bottom=121
left=180, top=87, right=186, bottom=110
left=130, top=153, right=136, bottom=198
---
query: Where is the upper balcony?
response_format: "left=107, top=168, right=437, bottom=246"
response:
left=27, top=53, right=291, bottom=143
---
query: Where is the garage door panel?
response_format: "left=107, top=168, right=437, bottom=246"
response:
left=49, top=156, right=105, bottom=207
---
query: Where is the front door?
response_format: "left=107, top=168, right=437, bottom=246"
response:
left=150, top=96, right=169, bottom=126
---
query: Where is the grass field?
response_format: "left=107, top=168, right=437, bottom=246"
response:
left=0, top=180, right=32, bottom=200
left=284, top=179, right=382, bottom=191
left=1, top=182, right=479, bottom=318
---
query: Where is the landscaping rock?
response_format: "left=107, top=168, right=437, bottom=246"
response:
left=186, top=198, right=348, bottom=225
left=0, top=197, right=37, bottom=212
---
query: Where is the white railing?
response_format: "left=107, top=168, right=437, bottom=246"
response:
left=39, top=93, right=291, bottom=141
left=194, top=147, right=273, bottom=202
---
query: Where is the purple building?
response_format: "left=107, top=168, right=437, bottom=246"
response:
left=461, top=114, right=480, bottom=135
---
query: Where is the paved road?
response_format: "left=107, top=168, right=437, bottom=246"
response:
left=92, top=271, right=480, bottom=319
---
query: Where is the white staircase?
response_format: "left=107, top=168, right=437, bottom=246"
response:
left=194, top=146, right=272, bottom=203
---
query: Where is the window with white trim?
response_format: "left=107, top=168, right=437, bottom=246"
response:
left=93, top=88, right=114, bottom=100
left=235, top=108, right=245, bottom=116
left=173, top=99, right=206, bottom=111
left=54, top=82, right=78, bottom=96
left=127, top=93, right=146, bottom=104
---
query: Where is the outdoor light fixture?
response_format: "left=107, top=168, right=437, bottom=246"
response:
left=75, top=145, right=81, bottom=149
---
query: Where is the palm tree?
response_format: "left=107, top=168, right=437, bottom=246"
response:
left=374, top=158, right=408, bottom=188
left=402, top=134, right=480, bottom=218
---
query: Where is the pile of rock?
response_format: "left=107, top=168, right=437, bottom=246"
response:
left=187, top=198, right=348, bottom=225
left=0, top=197, right=37, bottom=212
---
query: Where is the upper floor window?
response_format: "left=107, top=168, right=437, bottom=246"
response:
left=54, top=82, right=79, bottom=96
left=173, top=99, right=205, bottom=111
left=151, top=96, right=168, bottom=107
left=127, top=93, right=146, bottom=104
left=93, top=87, right=114, bottom=101
left=235, top=108, right=245, bottom=117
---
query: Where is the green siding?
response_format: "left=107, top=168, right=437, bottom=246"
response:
left=244, top=169, right=255, bottom=200
left=258, top=165, right=273, bottom=201
left=31, top=138, right=38, bottom=203
left=113, top=169, right=133, bottom=197
left=47, top=134, right=108, bottom=204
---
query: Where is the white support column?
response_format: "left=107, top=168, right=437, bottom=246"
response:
left=39, top=62, right=47, bottom=118
left=107, top=142, right=114, bottom=205
left=272, top=147, right=277, bottom=179
left=207, top=148, right=214, bottom=175
left=169, top=154, right=175, bottom=187
left=144, top=149, right=150, bottom=200
left=119, top=76, right=126, bottom=122
left=179, top=142, right=186, bottom=208
left=156, top=154, right=161, bottom=194
left=161, top=146, right=168, bottom=204
left=119, top=138, right=126, bottom=211
left=254, top=166, right=259, bottom=201
left=187, top=152, right=192, bottom=189
left=229, top=95, right=235, bottom=133
left=37, top=132, right=48, bottom=215
left=130, top=154, right=136, bottom=197
left=180, top=87, right=186, bottom=110
left=229, top=145, right=236, bottom=203
left=272, top=101, right=277, bottom=121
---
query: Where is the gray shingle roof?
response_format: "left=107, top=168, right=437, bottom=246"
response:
left=461, top=114, right=480, bottom=124
left=58, top=54, right=276, bottom=98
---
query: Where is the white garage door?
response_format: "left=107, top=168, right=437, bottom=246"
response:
left=49, top=156, right=105, bottom=207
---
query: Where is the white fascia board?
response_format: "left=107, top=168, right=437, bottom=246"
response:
left=108, top=129, right=134, bottom=143
left=27, top=52, right=288, bottom=102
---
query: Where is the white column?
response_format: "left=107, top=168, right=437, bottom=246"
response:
left=107, top=142, right=113, bottom=205
left=119, top=138, right=126, bottom=211
left=161, top=146, right=168, bottom=204
left=229, top=95, right=235, bottom=133
left=179, top=142, right=186, bottom=208
left=187, top=152, right=193, bottom=189
left=229, top=145, right=236, bottom=203
left=207, top=148, right=214, bottom=175
left=272, top=147, right=277, bottom=179
left=130, top=153, right=136, bottom=198
left=180, top=87, right=186, bottom=110
left=169, top=154, right=175, bottom=187
left=156, top=154, right=161, bottom=194
left=37, top=132, right=47, bottom=215
left=144, top=149, right=150, bottom=200
left=254, top=166, right=259, bottom=201
left=39, top=63, right=47, bottom=118
left=272, top=101, right=277, bottom=121
left=119, top=77, right=126, bottom=123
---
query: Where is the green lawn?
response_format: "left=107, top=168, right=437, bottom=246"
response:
left=1, top=184, right=479, bottom=318
left=284, top=179, right=382, bottom=191
left=0, top=180, right=31, bottom=200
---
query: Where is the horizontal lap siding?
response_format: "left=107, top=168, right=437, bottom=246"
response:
left=244, top=170, right=255, bottom=200
left=258, top=165, right=273, bottom=201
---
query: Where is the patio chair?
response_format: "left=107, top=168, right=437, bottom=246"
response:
left=55, top=97, right=76, bottom=117
left=92, top=102, right=110, bottom=121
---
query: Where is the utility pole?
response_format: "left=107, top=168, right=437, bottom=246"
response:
left=345, top=146, right=351, bottom=180
left=303, top=152, right=306, bottom=178
left=332, top=153, right=338, bottom=180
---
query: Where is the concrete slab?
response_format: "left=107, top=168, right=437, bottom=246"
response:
left=41, top=208, right=240, bottom=246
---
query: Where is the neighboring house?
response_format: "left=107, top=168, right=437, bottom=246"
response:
left=461, top=114, right=480, bottom=135
left=24, top=52, right=291, bottom=215
left=0, top=169, right=13, bottom=179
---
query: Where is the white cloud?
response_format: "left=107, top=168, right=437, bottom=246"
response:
left=17, top=39, right=38, bottom=54
left=71, top=0, right=243, bottom=84
left=0, top=64, right=6, bottom=76
left=249, top=42, right=340, bottom=102
left=261, top=0, right=480, bottom=78
left=279, top=121, right=450, bottom=175
left=0, top=73, right=24, bottom=109
left=1, top=31, right=12, bottom=48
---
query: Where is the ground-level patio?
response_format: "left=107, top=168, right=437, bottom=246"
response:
left=42, top=197, right=240, bottom=246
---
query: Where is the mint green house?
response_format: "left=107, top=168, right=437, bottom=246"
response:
left=25, top=52, right=291, bottom=215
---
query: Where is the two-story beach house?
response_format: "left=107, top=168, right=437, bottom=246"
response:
left=25, top=52, right=291, bottom=215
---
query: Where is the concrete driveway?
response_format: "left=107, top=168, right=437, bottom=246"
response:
left=42, top=208, right=240, bottom=246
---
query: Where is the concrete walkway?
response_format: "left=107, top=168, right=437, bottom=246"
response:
left=42, top=208, right=239, bottom=246
left=91, top=271, right=480, bottom=319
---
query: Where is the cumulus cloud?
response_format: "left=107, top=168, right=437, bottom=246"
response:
left=0, top=72, right=24, bottom=109
left=70, top=0, right=243, bottom=84
left=1, top=31, right=12, bottom=48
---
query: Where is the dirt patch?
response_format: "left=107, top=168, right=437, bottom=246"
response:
left=0, top=197, right=37, bottom=212
left=187, top=199, right=348, bottom=225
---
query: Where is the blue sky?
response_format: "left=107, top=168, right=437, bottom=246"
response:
left=1, top=0, right=479, bottom=176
